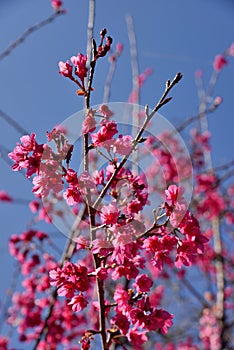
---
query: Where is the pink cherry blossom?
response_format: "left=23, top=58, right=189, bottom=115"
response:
left=0, top=190, right=12, bottom=202
left=68, top=294, right=88, bottom=312
left=82, top=109, right=97, bottom=134
left=111, top=312, right=130, bottom=335
left=127, top=329, right=148, bottom=348
left=113, top=135, right=133, bottom=155
left=96, top=267, right=108, bottom=280
left=70, top=53, right=88, bottom=81
left=98, top=104, right=114, bottom=118
left=213, top=54, right=228, bottom=71
left=228, top=42, right=234, bottom=56
left=91, top=121, right=118, bottom=147
left=100, top=202, right=119, bottom=225
left=8, top=133, right=44, bottom=178
left=51, top=0, right=63, bottom=11
left=133, top=274, right=153, bottom=293
left=58, top=60, right=73, bottom=78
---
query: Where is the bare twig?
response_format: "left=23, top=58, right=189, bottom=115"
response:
left=126, top=15, right=140, bottom=176
left=0, top=263, right=20, bottom=333
left=103, top=58, right=116, bottom=104
left=196, top=66, right=227, bottom=348
left=0, top=12, right=65, bottom=62
left=0, top=109, right=29, bottom=135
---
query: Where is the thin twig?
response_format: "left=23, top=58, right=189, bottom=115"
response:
left=0, top=263, right=20, bottom=333
left=177, top=272, right=211, bottom=309
left=103, top=57, right=116, bottom=104
left=93, top=72, right=182, bottom=211
left=0, top=12, right=65, bottom=62
left=0, top=110, right=29, bottom=135
left=126, top=15, right=140, bottom=176
left=196, top=66, right=227, bottom=348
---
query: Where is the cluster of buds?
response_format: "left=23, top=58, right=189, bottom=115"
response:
left=58, top=29, right=112, bottom=96
left=94, top=28, right=113, bottom=60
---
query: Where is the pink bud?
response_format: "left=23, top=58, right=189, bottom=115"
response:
left=213, top=54, right=228, bottom=71
left=213, top=96, right=223, bottom=106
left=228, top=42, right=234, bottom=56
left=116, top=43, right=123, bottom=54
left=195, top=69, right=203, bottom=78
left=51, top=0, right=63, bottom=11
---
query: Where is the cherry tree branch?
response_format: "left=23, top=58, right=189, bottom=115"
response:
left=196, top=66, right=227, bottom=348
left=0, top=109, right=29, bottom=135
left=84, top=1, right=108, bottom=349
left=93, top=72, right=183, bottom=211
left=126, top=15, right=140, bottom=176
left=103, top=56, right=117, bottom=104
left=0, top=11, right=65, bottom=62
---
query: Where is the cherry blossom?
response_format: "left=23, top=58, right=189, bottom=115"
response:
left=213, top=54, right=228, bottom=71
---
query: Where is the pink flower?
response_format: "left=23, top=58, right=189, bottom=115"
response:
left=100, top=203, right=119, bottom=225
left=96, top=267, right=108, bottom=280
left=63, top=187, right=80, bottom=205
left=0, top=190, right=12, bottom=202
left=127, top=329, right=148, bottom=347
left=113, top=135, right=132, bottom=155
left=165, top=185, right=180, bottom=206
left=228, top=42, right=234, bottom=56
left=129, top=308, right=147, bottom=327
left=78, top=171, right=96, bottom=195
left=0, top=336, right=9, bottom=349
left=8, top=133, right=44, bottom=178
left=116, top=43, right=123, bottom=54
left=58, top=60, right=73, bottom=78
left=195, top=69, right=203, bottom=78
left=147, top=309, right=174, bottom=334
left=91, top=121, right=118, bottom=147
left=133, top=274, right=153, bottom=293
left=213, top=54, right=228, bottom=71
left=198, top=191, right=225, bottom=219
left=29, top=199, right=40, bottom=213
left=112, top=312, right=130, bottom=335
left=51, top=0, right=63, bottom=11
left=80, top=337, right=91, bottom=350
left=99, top=104, right=114, bottom=118
left=32, top=169, right=63, bottom=198
left=199, top=308, right=221, bottom=350
left=82, top=109, right=97, bottom=134
left=49, top=261, right=90, bottom=297
left=68, top=294, right=88, bottom=312
left=114, top=287, right=131, bottom=314
left=70, top=53, right=88, bottom=81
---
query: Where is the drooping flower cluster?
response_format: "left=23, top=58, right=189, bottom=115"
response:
left=8, top=133, right=44, bottom=178
left=50, top=262, right=90, bottom=312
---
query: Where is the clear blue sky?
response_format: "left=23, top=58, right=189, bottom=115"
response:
left=0, top=0, right=234, bottom=347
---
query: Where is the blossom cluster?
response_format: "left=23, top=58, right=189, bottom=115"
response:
left=59, top=29, right=112, bottom=96
left=6, top=107, right=211, bottom=349
left=4, top=22, right=234, bottom=350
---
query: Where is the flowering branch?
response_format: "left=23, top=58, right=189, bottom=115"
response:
left=93, top=72, right=183, bottom=211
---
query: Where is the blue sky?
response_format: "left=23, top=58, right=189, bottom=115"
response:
left=0, top=0, right=234, bottom=347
